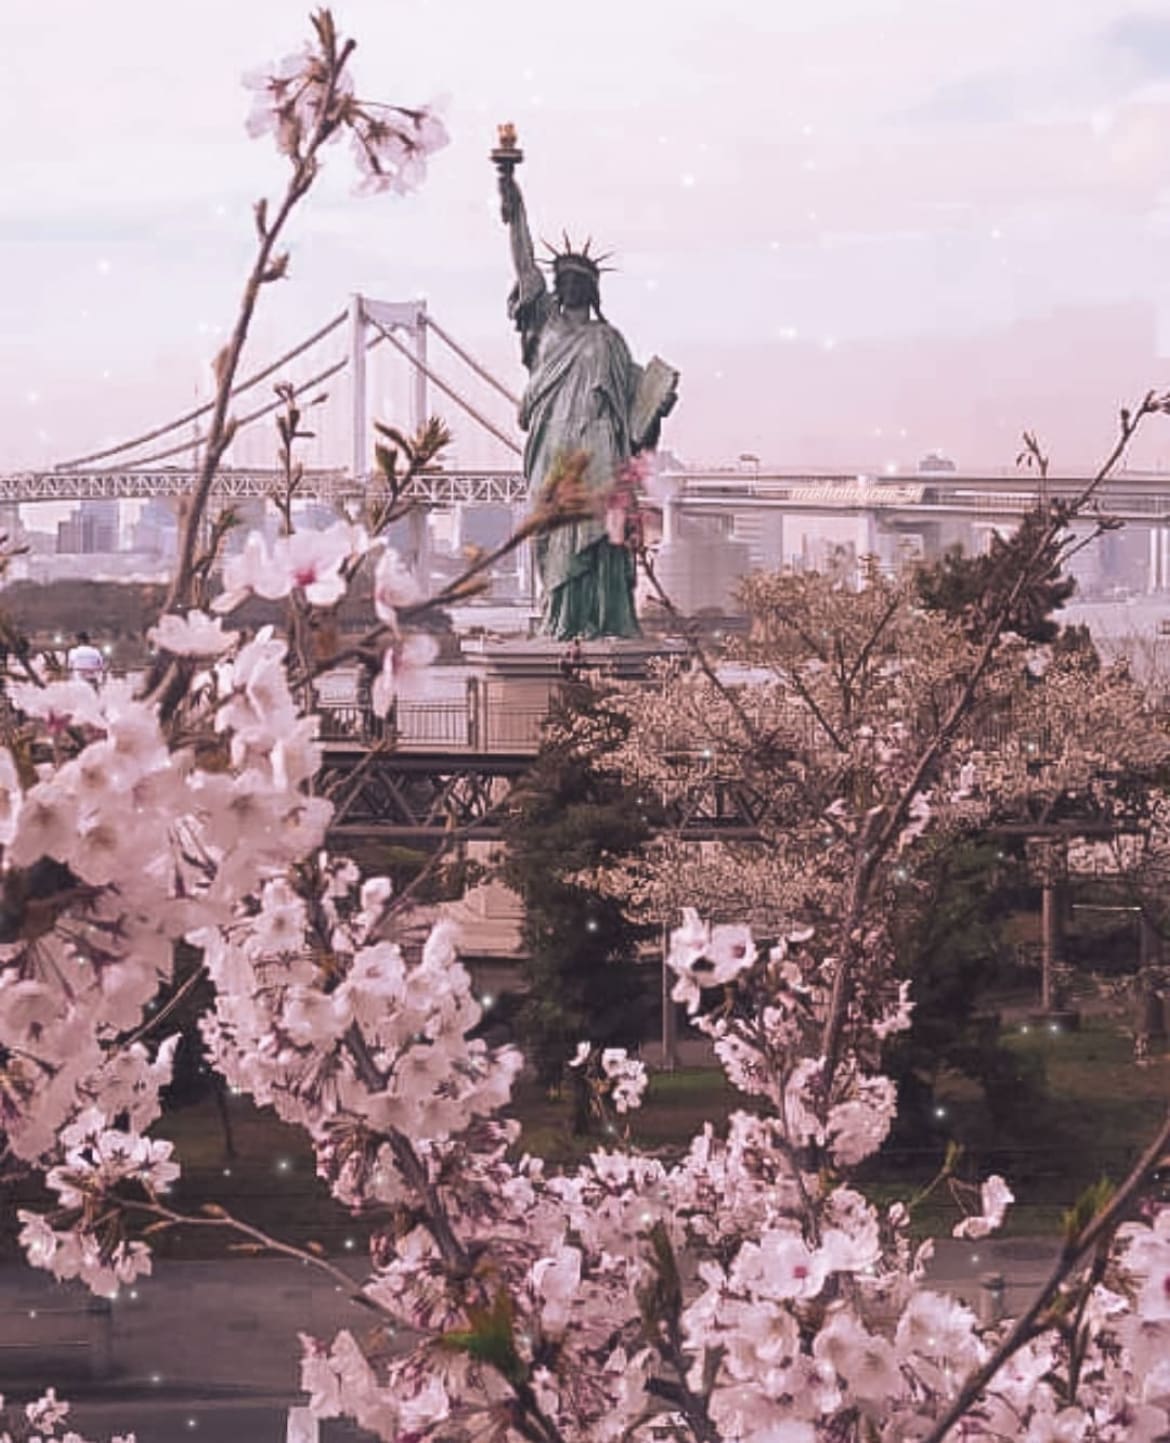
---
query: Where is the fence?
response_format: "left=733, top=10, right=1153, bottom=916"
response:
left=313, top=669, right=550, bottom=753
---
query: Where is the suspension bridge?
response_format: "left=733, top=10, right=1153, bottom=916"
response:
left=0, top=297, right=532, bottom=581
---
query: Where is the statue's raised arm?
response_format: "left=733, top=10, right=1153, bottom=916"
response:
left=491, top=125, right=549, bottom=368
left=498, top=169, right=539, bottom=287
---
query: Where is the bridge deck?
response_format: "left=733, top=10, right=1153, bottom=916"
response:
left=3, top=466, right=1169, bottom=522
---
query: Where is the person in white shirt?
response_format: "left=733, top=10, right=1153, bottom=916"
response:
left=66, top=632, right=105, bottom=685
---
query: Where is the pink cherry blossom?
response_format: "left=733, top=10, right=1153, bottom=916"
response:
left=372, top=545, right=422, bottom=624
left=812, top=1308, right=901, bottom=1405
left=370, top=632, right=438, bottom=715
left=0, top=746, right=22, bottom=846
left=954, top=1173, right=1015, bottom=1240
left=217, top=524, right=366, bottom=611
left=349, top=103, right=449, bottom=197
left=25, top=1389, right=70, bottom=1431
left=825, top=1073, right=897, bottom=1166
left=149, top=610, right=237, bottom=657
left=531, top=1244, right=582, bottom=1336
left=733, top=1227, right=829, bottom=1302
left=599, top=1047, right=648, bottom=1113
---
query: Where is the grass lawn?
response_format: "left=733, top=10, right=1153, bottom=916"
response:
left=511, top=1067, right=743, bottom=1162
left=868, top=1015, right=1170, bottom=1236
left=3, top=1015, right=1165, bottom=1261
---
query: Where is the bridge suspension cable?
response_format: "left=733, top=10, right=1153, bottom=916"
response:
left=55, top=309, right=349, bottom=471
left=424, top=313, right=520, bottom=408
left=368, top=316, right=522, bottom=458
left=93, top=355, right=352, bottom=471
left=50, top=303, right=520, bottom=475
left=91, top=323, right=414, bottom=470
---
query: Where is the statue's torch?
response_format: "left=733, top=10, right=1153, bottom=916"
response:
left=491, top=123, right=524, bottom=222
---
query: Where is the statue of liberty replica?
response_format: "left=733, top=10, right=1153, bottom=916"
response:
left=493, top=126, right=679, bottom=640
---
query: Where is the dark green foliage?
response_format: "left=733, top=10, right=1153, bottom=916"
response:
left=885, top=838, right=1047, bottom=1148
left=915, top=510, right=1076, bottom=644
left=1050, top=622, right=1100, bottom=672
left=1063, top=880, right=1140, bottom=977
left=501, top=682, right=657, bottom=1111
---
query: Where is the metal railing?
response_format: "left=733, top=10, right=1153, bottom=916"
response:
left=313, top=669, right=550, bottom=753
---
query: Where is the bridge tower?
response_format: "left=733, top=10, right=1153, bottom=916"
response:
left=348, top=295, right=430, bottom=578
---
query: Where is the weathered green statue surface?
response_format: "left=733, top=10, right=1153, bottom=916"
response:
left=495, top=137, right=678, bottom=641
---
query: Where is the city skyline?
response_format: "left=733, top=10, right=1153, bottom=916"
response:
left=4, top=0, right=1170, bottom=475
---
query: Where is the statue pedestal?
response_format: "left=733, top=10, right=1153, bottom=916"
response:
left=434, top=634, right=687, bottom=960
left=460, top=635, right=686, bottom=752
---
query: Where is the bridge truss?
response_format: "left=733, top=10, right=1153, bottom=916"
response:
left=323, top=745, right=531, bottom=843
left=321, top=740, right=773, bottom=844
left=0, top=466, right=529, bottom=507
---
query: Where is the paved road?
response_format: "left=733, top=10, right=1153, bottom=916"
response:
left=0, top=1257, right=376, bottom=1441
left=0, top=1238, right=1062, bottom=1441
left=926, top=1235, right=1059, bottom=1318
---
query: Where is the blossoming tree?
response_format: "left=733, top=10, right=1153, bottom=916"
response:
left=6, top=12, right=1170, bottom=1443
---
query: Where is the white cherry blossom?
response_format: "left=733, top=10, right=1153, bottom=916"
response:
left=370, top=632, right=438, bottom=715
left=953, top=1173, right=1015, bottom=1240
left=149, top=610, right=237, bottom=657
left=373, top=544, right=423, bottom=624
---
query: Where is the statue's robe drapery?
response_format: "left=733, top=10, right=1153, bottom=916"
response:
left=510, top=272, right=641, bottom=640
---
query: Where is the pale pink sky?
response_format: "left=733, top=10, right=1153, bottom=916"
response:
left=4, top=0, right=1170, bottom=475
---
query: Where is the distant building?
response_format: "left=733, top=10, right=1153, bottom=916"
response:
left=131, top=498, right=180, bottom=560
left=648, top=514, right=751, bottom=617
left=918, top=452, right=957, bottom=474
left=57, top=500, right=119, bottom=554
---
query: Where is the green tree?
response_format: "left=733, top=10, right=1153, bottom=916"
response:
left=1050, top=621, right=1100, bottom=672
left=500, top=680, right=657, bottom=1128
left=884, top=837, right=1045, bottom=1147
left=915, top=510, right=1077, bottom=644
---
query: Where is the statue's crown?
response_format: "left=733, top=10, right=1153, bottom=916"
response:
left=541, top=232, right=614, bottom=283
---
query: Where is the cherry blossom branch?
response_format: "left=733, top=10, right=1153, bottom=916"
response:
left=343, top=416, right=452, bottom=546
left=336, top=1019, right=472, bottom=1273
left=770, top=662, right=847, bottom=755
left=165, top=67, right=350, bottom=621
left=302, top=517, right=559, bottom=682
left=506, top=1384, right=570, bottom=1443
left=640, top=1223, right=720, bottom=1443
left=328, top=1023, right=575, bottom=1443
left=121, top=1195, right=385, bottom=1311
left=119, top=962, right=207, bottom=1049
left=921, top=1107, right=1170, bottom=1443
left=403, top=513, right=550, bottom=614
left=845, top=586, right=902, bottom=692
left=1063, top=1240, right=1109, bottom=1404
